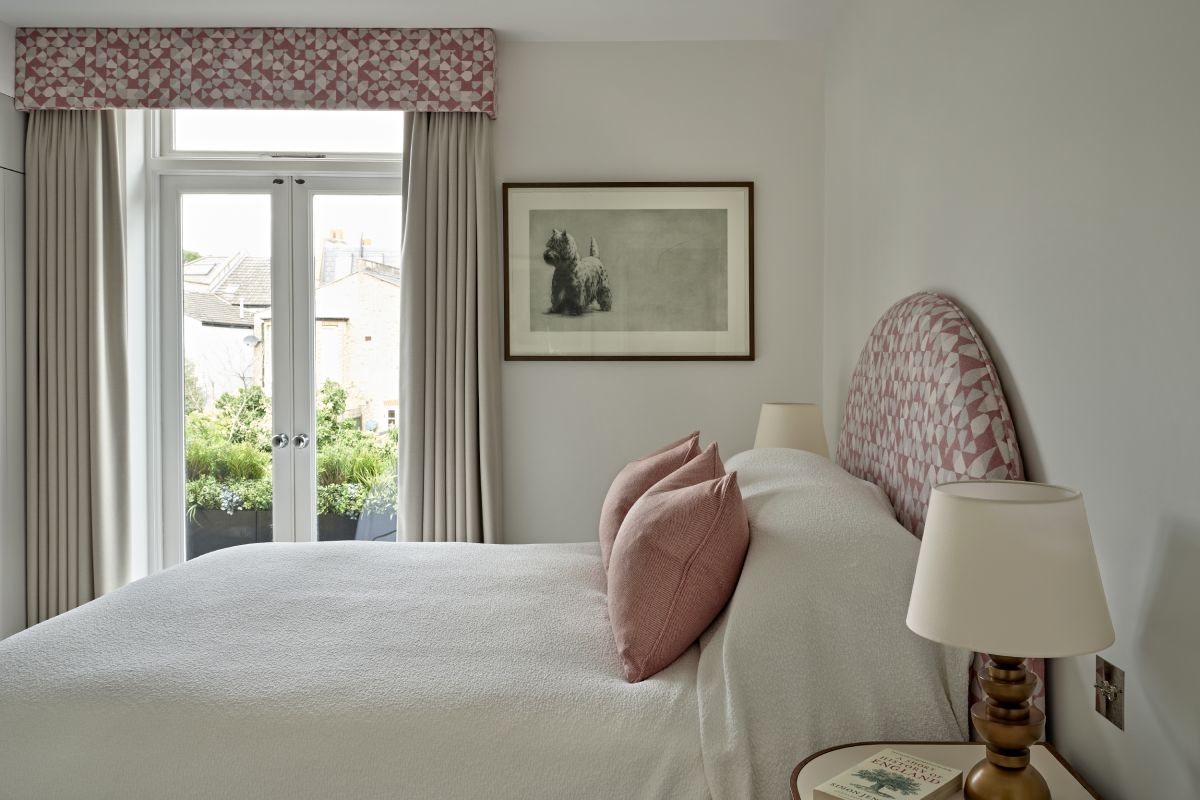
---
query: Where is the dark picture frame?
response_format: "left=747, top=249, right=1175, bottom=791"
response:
left=503, top=182, right=754, bottom=360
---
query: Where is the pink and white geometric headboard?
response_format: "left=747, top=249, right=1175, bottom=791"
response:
left=837, top=292, right=1024, bottom=536
left=836, top=292, right=1043, bottom=738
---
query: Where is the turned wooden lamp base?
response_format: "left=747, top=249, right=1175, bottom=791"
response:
left=966, top=758, right=1051, bottom=800
left=964, top=655, right=1051, bottom=800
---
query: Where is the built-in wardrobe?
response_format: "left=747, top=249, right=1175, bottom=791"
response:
left=0, top=93, right=24, bottom=638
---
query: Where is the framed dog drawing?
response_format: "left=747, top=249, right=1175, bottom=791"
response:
left=503, top=183, right=754, bottom=360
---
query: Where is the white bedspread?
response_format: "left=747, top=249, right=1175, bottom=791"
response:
left=698, top=449, right=971, bottom=800
left=0, top=541, right=708, bottom=799
left=0, top=452, right=971, bottom=800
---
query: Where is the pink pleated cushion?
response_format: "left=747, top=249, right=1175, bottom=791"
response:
left=607, top=469, right=750, bottom=683
left=599, top=432, right=700, bottom=572
left=647, top=441, right=725, bottom=494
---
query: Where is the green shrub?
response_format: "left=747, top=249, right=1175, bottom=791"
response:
left=186, top=475, right=273, bottom=516
left=229, top=478, right=273, bottom=511
left=186, top=434, right=268, bottom=482
left=315, top=472, right=397, bottom=518
left=185, top=380, right=397, bottom=520
left=316, top=440, right=392, bottom=488
left=186, top=475, right=223, bottom=513
left=222, top=443, right=268, bottom=481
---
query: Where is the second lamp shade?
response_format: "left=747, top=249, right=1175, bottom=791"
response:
left=754, top=403, right=829, bottom=456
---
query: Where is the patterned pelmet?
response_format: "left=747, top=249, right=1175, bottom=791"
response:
left=15, top=27, right=497, bottom=117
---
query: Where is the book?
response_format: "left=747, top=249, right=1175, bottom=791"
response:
left=813, top=748, right=963, bottom=800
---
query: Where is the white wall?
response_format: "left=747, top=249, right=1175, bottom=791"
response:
left=0, top=92, right=23, bottom=638
left=822, top=2, right=1200, bottom=797
left=0, top=23, right=13, bottom=99
left=0, top=92, right=20, bottom=173
left=495, top=40, right=824, bottom=544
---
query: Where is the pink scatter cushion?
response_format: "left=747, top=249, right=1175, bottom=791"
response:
left=607, top=452, right=750, bottom=683
left=648, top=441, right=725, bottom=492
left=599, top=432, right=701, bottom=572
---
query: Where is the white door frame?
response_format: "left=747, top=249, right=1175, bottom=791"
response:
left=158, top=175, right=295, bottom=566
left=158, top=174, right=402, bottom=565
left=287, top=176, right=403, bottom=544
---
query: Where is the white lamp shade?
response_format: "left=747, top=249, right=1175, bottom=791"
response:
left=754, top=403, right=829, bottom=456
left=907, top=481, right=1115, bottom=658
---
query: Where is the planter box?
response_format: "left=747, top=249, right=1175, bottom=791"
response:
left=317, top=514, right=358, bottom=541
left=187, top=509, right=272, bottom=559
left=187, top=508, right=396, bottom=558
left=318, top=512, right=397, bottom=542
left=352, top=510, right=397, bottom=542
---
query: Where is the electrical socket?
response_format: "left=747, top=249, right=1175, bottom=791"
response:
left=1095, top=656, right=1125, bottom=730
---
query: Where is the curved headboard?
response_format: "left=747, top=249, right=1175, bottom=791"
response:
left=836, top=292, right=1040, bottom=737
left=836, top=292, right=1024, bottom=537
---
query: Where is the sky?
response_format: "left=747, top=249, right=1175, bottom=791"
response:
left=178, top=109, right=404, bottom=261
left=174, top=109, right=405, bottom=154
left=181, top=193, right=403, bottom=262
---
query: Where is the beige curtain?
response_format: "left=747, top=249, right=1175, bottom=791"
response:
left=25, top=110, right=131, bottom=625
left=398, top=112, right=501, bottom=543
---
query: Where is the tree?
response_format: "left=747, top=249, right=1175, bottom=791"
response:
left=851, top=769, right=922, bottom=797
left=316, top=380, right=360, bottom=443
left=183, top=359, right=206, bottom=415
left=214, top=385, right=271, bottom=450
left=182, top=249, right=203, bottom=264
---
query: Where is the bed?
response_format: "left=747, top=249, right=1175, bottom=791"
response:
left=0, top=292, right=1025, bottom=799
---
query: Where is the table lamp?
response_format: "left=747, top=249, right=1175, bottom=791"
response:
left=754, top=403, right=829, bottom=456
left=907, top=480, right=1114, bottom=800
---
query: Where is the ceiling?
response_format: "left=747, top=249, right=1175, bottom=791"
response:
left=0, top=0, right=834, bottom=42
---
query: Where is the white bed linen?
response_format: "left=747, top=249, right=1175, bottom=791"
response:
left=698, top=449, right=971, bottom=800
left=0, top=541, right=708, bottom=799
left=0, top=452, right=970, bottom=800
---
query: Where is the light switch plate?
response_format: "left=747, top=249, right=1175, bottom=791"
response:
left=1095, top=656, right=1125, bottom=730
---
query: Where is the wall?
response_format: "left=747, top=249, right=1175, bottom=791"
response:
left=0, top=92, right=24, bottom=638
left=822, top=2, right=1200, bottom=796
left=0, top=90, right=19, bottom=171
left=311, top=269, right=401, bottom=428
left=495, top=40, right=824, bottom=544
left=0, top=23, right=13, bottom=98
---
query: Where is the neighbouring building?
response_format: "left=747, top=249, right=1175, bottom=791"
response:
left=182, top=233, right=400, bottom=430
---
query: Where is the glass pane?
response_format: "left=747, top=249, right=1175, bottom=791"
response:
left=181, top=194, right=275, bottom=559
left=311, top=194, right=403, bottom=542
left=173, top=110, right=404, bottom=154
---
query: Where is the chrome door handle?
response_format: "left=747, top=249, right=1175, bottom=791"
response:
left=272, top=433, right=290, bottom=449
left=293, top=433, right=310, bottom=449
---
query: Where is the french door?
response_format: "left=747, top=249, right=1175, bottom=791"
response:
left=160, top=175, right=403, bottom=565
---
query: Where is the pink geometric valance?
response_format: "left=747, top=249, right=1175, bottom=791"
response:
left=15, top=28, right=497, bottom=117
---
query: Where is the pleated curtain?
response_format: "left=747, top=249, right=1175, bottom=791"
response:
left=398, top=112, right=502, bottom=543
left=24, top=110, right=132, bottom=625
